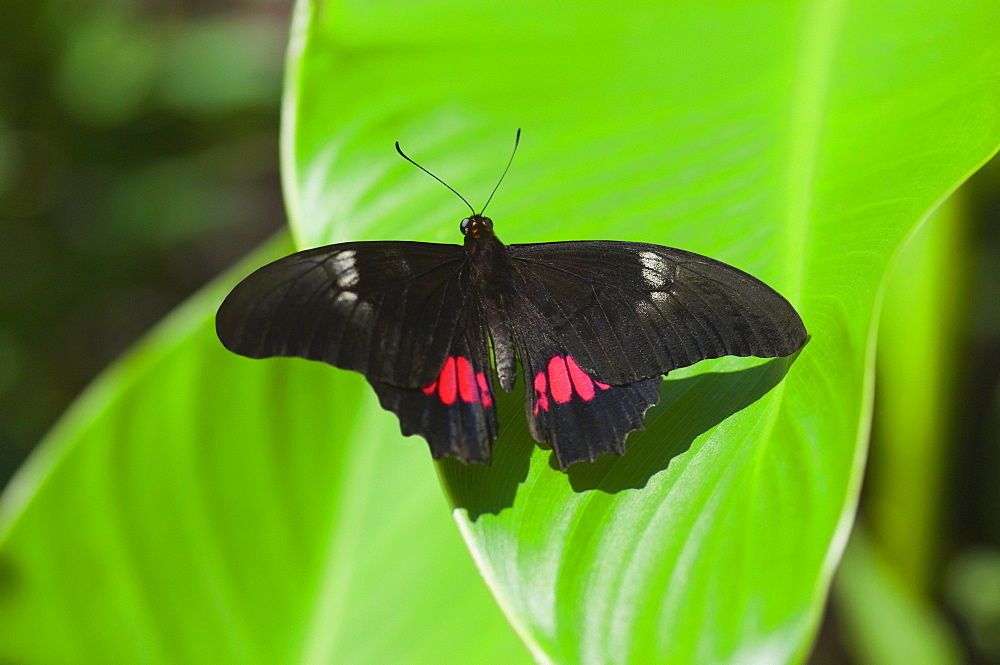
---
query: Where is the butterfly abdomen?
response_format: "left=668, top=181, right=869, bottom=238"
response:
left=464, top=229, right=520, bottom=392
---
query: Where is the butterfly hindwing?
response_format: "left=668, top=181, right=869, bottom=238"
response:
left=368, top=305, right=498, bottom=464
left=508, top=241, right=807, bottom=385
left=216, top=241, right=467, bottom=387
left=514, top=326, right=661, bottom=469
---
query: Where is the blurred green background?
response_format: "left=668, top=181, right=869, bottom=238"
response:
left=1, top=1, right=998, bottom=663
left=0, top=0, right=289, bottom=485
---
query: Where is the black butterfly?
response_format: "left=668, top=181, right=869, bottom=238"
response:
left=216, top=131, right=807, bottom=470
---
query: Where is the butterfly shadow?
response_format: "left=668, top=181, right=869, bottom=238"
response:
left=436, top=376, right=538, bottom=521
left=564, top=352, right=802, bottom=493
left=441, top=352, right=800, bottom=519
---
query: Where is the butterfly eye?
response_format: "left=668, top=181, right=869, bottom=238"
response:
left=460, top=217, right=472, bottom=235
left=482, top=217, right=493, bottom=229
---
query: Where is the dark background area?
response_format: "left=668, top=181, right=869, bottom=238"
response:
left=0, top=0, right=289, bottom=485
left=1, top=1, right=997, bottom=662
left=946, top=157, right=1000, bottom=664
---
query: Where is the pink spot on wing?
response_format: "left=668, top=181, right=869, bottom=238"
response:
left=594, top=380, right=611, bottom=390
left=421, top=380, right=437, bottom=395
left=455, top=356, right=478, bottom=403
left=438, top=357, right=457, bottom=405
left=565, top=355, right=595, bottom=401
left=476, top=372, right=492, bottom=408
left=548, top=356, right=572, bottom=404
left=533, top=371, right=549, bottom=415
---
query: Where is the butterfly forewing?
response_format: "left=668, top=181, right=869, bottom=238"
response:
left=217, top=241, right=467, bottom=388
left=508, top=241, right=807, bottom=385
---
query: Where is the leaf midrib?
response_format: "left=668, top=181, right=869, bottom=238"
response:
left=783, top=0, right=847, bottom=304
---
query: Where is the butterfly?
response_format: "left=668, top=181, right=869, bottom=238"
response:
left=216, top=130, right=807, bottom=470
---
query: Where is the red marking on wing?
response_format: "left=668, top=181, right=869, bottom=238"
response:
left=456, top=356, right=478, bottom=403
left=423, top=356, right=491, bottom=406
left=548, top=356, right=572, bottom=403
left=533, top=371, right=549, bottom=415
left=476, top=372, right=492, bottom=408
left=565, top=355, right=596, bottom=401
left=532, top=355, right=614, bottom=416
left=438, top=356, right=458, bottom=405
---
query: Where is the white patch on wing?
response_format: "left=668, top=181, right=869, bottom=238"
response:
left=335, top=291, right=358, bottom=306
left=639, top=250, right=668, bottom=289
left=333, top=290, right=373, bottom=327
left=651, top=290, right=671, bottom=306
left=332, top=250, right=359, bottom=289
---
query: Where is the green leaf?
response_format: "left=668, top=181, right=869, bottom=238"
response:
left=282, top=0, right=1000, bottom=663
left=869, top=194, right=965, bottom=592
left=834, top=529, right=964, bottom=665
left=0, top=238, right=532, bottom=664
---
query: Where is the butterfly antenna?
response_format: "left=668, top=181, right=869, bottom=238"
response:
left=480, top=128, right=521, bottom=216
left=395, top=141, right=475, bottom=215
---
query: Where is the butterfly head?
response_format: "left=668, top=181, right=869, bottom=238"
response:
left=461, top=214, right=494, bottom=239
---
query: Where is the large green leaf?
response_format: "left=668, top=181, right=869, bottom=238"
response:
left=1, top=1, right=998, bottom=665
left=282, top=0, right=1000, bottom=663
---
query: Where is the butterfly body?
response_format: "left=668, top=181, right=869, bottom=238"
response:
left=460, top=214, right=520, bottom=391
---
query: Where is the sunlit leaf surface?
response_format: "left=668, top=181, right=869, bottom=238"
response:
left=283, top=1, right=1000, bottom=663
